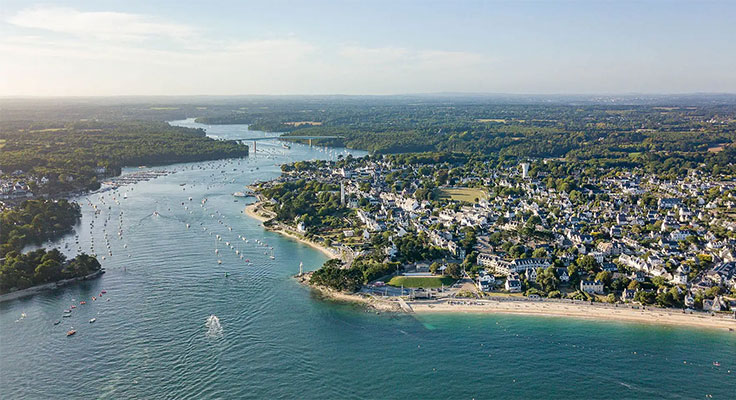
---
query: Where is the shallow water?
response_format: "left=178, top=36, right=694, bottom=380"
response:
left=1, top=120, right=734, bottom=399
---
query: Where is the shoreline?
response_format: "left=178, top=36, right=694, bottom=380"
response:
left=407, top=299, right=736, bottom=331
left=244, top=202, right=339, bottom=260
left=296, top=274, right=401, bottom=312
left=296, top=281, right=736, bottom=331
left=0, top=269, right=105, bottom=303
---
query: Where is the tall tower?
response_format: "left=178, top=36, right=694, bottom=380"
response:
left=340, top=181, right=345, bottom=206
left=520, top=162, right=530, bottom=179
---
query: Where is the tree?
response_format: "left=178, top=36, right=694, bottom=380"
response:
left=445, top=263, right=462, bottom=279
left=595, top=271, right=613, bottom=287
left=576, top=255, right=599, bottom=273
left=532, top=248, right=547, bottom=258
left=634, top=291, right=655, bottom=305
left=429, top=262, right=440, bottom=275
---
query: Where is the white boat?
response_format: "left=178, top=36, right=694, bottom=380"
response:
left=89, top=318, right=96, bottom=323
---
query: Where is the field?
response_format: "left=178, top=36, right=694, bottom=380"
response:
left=387, top=276, right=456, bottom=288
left=435, top=187, right=488, bottom=203
left=0, top=139, right=5, bottom=149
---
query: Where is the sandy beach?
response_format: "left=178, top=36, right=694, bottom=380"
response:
left=244, top=202, right=271, bottom=223
left=244, top=202, right=338, bottom=260
left=408, top=298, right=736, bottom=331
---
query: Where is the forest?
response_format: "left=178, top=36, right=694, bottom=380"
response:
left=0, top=199, right=81, bottom=257
left=187, top=96, right=736, bottom=175
left=0, top=199, right=100, bottom=293
left=0, top=249, right=101, bottom=294
left=0, top=120, right=248, bottom=195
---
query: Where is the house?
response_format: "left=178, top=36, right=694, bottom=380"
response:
left=296, top=221, right=306, bottom=233
left=630, top=271, right=646, bottom=283
left=556, top=268, right=570, bottom=283
left=702, top=298, right=722, bottom=312
left=476, top=271, right=496, bottom=292
left=580, top=280, right=604, bottom=294
left=658, top=198, right=682, bottom=209
left=670, top=272, right=688, bottom=285
left=505, top=274, right=522, bottom=292
left=684, top=294, right=695, bottom=308
left=621, top=289, right=636, bottom=302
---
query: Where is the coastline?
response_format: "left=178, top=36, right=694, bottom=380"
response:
left=296, top=274, right=401, bottom=312
left=295, top=280, right=736, bottom=331
left=407, top=299, right=736, bottom=331
left=0, top=269, right=105, bottom=303
left=244, top=202, right=339, bottom=260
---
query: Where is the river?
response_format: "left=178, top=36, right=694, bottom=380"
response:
left=0, top=120, right=734, bottom=399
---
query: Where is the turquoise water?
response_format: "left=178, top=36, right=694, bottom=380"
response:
left=1, top=121, right=734, bottom=399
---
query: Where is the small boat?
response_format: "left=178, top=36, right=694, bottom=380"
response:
left=217, top=260, right=222, bottom=264
left=67, top=330, right=76, bottom=336
left=53, top=320, right=61, bottom=325
left=101, top=290, right=107, bottom=294
left=80, top=301, right=86, bottom=305
left=71, top=305, right=76, bottom=309
left=89, top=318, right=96, bottom=323
left=713, top=362, right=721, bottom=367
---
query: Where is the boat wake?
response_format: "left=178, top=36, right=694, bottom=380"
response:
left=205, top=314, right=223, bottom=338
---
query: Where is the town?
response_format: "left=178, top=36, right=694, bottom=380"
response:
left=252, top=152, right=736, bottom=314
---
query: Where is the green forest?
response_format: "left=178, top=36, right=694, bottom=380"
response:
left=0, top=249, right=101, bottom=294
left=0, top=120, right=248, bottom=195
left=0, top=199, right=81, bottom=257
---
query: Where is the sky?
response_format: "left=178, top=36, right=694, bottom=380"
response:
left=0, top=0, right=734, bottom=96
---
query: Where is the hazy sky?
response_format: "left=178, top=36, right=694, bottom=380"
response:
left=1, top=0, right=734, bottom=96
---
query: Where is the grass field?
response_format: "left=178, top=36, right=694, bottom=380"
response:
left=387, top=276, right=456, bottom=288
left=0, top=139, right=5, bottom=149
left=435, top=187, right=488, bottom=203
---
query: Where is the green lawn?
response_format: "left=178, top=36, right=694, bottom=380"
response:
left=435, top=187, right=488, bottom=203
left=387, top=276, right=456, bottom=288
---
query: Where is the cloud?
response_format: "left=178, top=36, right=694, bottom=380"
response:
left=0, top=6, right=493, bottom=95
left=7, top=6, right=195, bottom=41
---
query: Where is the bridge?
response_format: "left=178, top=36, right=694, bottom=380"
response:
left=232, top=135, right=343, bottom=141
left=232, top=135, right=344, bottom=153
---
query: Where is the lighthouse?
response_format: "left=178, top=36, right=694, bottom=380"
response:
left=520, top=162, right=530, bottom=179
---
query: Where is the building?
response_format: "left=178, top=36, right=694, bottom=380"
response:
left=476, top=271, right=496, bottom=292
left=580, top=280, right=604, bottom=294
left=505, top=274, right=522, bottom=292
left=520, top=162, right=530, bottom=179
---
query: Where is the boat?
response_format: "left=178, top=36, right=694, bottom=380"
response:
left=232, top=192, right=247, bottom=197
left=67, top=330, right=76, bottom=336
left=80, top=301, right=86, bottom=305
left=53, top=320, right=61, bottom=325
left=89, top=318, right=96, bottom=323
left=713, top=362, right=721, bottom=366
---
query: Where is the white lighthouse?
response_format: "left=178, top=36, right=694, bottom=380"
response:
left=340, top=181, right=345, bottom=206
left=520, top=162, right=530, bottom=179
